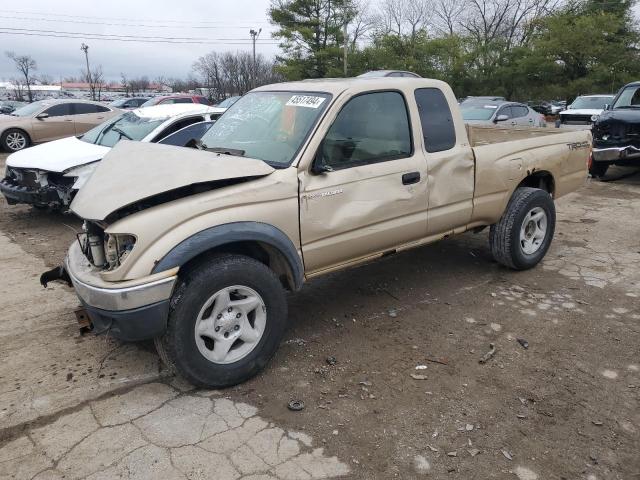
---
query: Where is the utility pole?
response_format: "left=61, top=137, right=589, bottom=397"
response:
left=80, top=43, right=93, bottom=100
left=249, top=28, right=262, bottom=89
left=343, top=20, right=348, bottom=77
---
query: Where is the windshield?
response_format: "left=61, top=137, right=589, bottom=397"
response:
left=11, top=102, right=46, bottom=117
left=109, top=98, right=130, bottom=108
left=200, top=91, right=331, bottom=167
left=80, top=111, right=167, bottom=147
left=217, top=96, right=240, bottom=108
left=571, top=96, right=613, bottom=110
left=140, top=98, right=161, bottom=107
left=461, top=104, right=497, bottom=120
left=612, top=86, right=640, bottom=109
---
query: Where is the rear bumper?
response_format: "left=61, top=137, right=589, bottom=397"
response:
left=592, top=145, right=640, bottom=163
left=0, top=177, right=60, bottom=206
left=64, top=244, right=177, bottom=341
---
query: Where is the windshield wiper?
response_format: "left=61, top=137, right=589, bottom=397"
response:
left=203, top=146, right=246, bottom=157
left=112, top=126, right=133, bottom=140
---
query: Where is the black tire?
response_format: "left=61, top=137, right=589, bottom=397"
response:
left=1, top=128, right=30, bottom=152
left=156, top=254, right=288, bottom=388
left=489, top=187, right=556, bottom=270
left=589, top=162, right=609, bottom=178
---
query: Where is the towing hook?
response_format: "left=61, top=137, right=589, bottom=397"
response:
left=40, top=266, right=72, bottom=288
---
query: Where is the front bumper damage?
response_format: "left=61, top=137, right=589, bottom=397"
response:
left=1, top=167, right=74, bottom=208
left=0, top=176, right=62, bottom=207
left=50, top=241, right=178, bottom=341
left=591, top=145, right=640, bottom=163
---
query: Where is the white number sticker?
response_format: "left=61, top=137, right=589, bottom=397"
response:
left=286, top=95, right=326, bottom=108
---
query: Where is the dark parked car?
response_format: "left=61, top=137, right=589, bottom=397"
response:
left=0, top=101, right=27, bottom=115
left=591, top=81, right=640, bottom=177
left=141, top=95, right=210, bottom=107
left=109, top=97, right=150, bottom=109
left=527, top=100, right=554, bottom=116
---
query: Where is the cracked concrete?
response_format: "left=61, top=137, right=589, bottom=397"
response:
left=0, top=231, right=348, bottom=479
left=542, top=177, right=640, bottom=291
left=1, top=383, right=349, bottom=480
left=0, top=232, right=166, bottom=431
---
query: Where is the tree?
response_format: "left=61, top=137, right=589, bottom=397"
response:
left=193, top=51, right=281, bottom=102
left=269, top=0, right=356, bottom=79
left=82, top=65, right=105, bottom=101
left=6, top=52, right=37, bottom=102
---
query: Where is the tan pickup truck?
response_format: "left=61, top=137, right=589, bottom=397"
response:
left=45, top=78, right=591, bottom=387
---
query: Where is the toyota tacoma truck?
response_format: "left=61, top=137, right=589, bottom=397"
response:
left=45, top=78, right=591, bottom=388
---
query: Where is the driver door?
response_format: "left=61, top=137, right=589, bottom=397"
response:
left=299, top=91, right=429, bottom=274
left=31, top=103, right=75, bottom=142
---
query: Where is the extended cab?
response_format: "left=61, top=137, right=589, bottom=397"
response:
left=48, top=78, right=591, bottom=387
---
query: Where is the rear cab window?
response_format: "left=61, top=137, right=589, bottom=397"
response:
left=414, top=88, right=456, bottom=152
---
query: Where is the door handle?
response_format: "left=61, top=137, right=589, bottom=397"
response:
left=402, top=172, right=420, bottom=185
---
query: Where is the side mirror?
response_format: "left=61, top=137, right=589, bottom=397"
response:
left=311, top=141, right=334, bottom=175
left=495, top=114, right=509, bottom=122
left=184, top=138, right=200, bottom=149
left=35, top=112, right=49, bottom=120
left=603, top=104, right=610, bottom=110
left=311, top=161, right=334, bottom=175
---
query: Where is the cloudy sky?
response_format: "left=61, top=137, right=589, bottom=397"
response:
left=0, top=0, right=280, bottom=82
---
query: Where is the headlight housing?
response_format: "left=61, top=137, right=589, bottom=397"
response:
left=104, top=233, right=136, bottom=270
left=591, top=114, right=599, bottom=122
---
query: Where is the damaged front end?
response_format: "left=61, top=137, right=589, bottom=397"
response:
left=0, top=166, right=76, bottom=208
left=592, top=109, right=640, bottom=165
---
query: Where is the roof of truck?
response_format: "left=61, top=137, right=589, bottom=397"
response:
left=253, top=77, right=450, bottom=96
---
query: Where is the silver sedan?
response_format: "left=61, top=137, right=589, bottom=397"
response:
left=461, top=101, right=546, bottom=127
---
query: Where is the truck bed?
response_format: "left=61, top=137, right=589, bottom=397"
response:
left=466, top=124, right=592, bottom=228
left=465, top=124, right=574, bottom=147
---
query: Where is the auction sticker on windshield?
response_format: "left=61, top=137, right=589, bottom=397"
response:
left=286, top=95, right=326, bottom=108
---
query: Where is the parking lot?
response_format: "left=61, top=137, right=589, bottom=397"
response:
left=0, top=150, right=638, bottom=479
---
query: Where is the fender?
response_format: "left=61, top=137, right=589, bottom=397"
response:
left=151, top=222, right=304, bottom=290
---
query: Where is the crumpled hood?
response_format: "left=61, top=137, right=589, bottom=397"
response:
left=6, top=136, right=110, bottom=173
left=71, top=140, right=275, bottom=221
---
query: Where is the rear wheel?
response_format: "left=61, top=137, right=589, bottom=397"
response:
left=489, top=187, right=556, bottom=270
left=1, top=129, right=30, bottom=152
left=156, top=254, right=288, bottom=388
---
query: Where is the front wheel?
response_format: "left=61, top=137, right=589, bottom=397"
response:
left=1, top=129, right=30, bottom=152
left=156, top=254, right=288, bottom=388
left=489, top=187, right=556, bottom=270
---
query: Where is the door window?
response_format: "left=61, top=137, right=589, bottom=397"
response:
left=414, top=88, right=456, bottom=152
left=319, top=91, right=411, bottom=170
left=511, top=105, right=529, bottom=118
left=43, top=104, right=72, bottom=117
left=497, top=106, right=513, bottom=119
left=73, top=103, right=111, bottom=114
left=154, top=116, right=205, bottom=142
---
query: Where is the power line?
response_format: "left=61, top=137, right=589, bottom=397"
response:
left=0, top=14, right=265, bottom=30
left=0, top=27, right=279, bottom=43
left=0, top=30, right=280, bottom=46
left=2, top=9, right=272, bottom=26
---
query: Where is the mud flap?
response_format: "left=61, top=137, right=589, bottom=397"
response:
left=40, top=266, right=72, bottom=288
